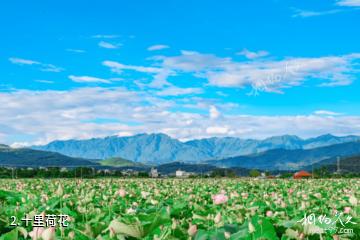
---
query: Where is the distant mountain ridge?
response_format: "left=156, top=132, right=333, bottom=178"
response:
left=32, top=133, right=360, bottom=164
left=0, top=145, right=99, bottom=167
left=206, top=141, right=360, bottom=170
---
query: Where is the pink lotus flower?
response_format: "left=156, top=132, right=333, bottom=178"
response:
left=141, top=191, right=150, bottom=199
left=29, top=212, right=46, bottom=240
left=344, top=207, right=351, bottom=214
left=29, top=227, right=55, bottom=240
left=212, top=193, right=228, bottom=205
left=188, top=224, right=197, bottom=236
left=117, top=189, right=126, bottom=197
left=41, top=227, right=55, bottom=240
left=266, top=210, right=273, bottom=217
left=288, top=188, right=294, bottom=194
left=29, top=227, right=45, bottom=240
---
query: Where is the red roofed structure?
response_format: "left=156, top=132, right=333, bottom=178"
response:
left=293, top=170, right=312, bottom=179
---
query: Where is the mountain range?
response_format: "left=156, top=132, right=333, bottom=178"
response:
left=206, top=141, right=360, bottom=170
left=32, top=133, right=360, bottom=164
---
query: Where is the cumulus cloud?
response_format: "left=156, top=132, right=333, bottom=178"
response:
left=69, top=75, right=111, bottom=84
left=209, top=105, right=221, bottom=119
left=314, top=110, right=342, bottom=116
left=206, top=126, right=229, bottom=134
left=1, top=88, right=360, bottom=145
left=147, top=44, right=170, bottom=51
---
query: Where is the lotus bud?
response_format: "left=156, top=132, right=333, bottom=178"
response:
left=188, top=224, right=197, bottom=236
left=214, top=212, right=221, bottom=224
left=41, top=227, right=55, bottom=240
left=248, top=222, right=255, bottom=233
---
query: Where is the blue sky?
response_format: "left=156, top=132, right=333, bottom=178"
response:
left=1, top=0, right=360, bottom=145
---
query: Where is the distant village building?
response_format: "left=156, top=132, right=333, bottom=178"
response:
left=293, top=170, right=312, bottom=179
left=256, top=172, right=266, bottom=179
left=175, top=169, right=190, bottom=178
left=60, top=167, right=68, bottom=172
left=150, top=168, right=159, bottom=178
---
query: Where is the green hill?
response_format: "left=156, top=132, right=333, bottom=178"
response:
left=206, top=141, right=360, bottom=170
left=310, top=155, right=360, bottom=173
left=99, top=157, right=144, bottom=167
left=0, top=145, right=99, bottom=167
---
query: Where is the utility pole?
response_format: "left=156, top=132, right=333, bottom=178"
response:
left=337, top=156, right=340, bottom=173
left=312, top=163, right=314, bottom=179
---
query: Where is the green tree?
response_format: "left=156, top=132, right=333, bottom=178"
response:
left=249, top=169, right=260, bottom=178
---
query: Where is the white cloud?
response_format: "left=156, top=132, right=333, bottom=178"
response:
left=102, top=60, right=162, bottom=73
left=314, top=110, right=342, bottom=116
left=103, top=51, right=359, bottom=93
left=156, top=86, right=203, bottom=96
left=206, top=126, right=229, bottom=134
left=154, top=51, right=359, bottom=92
left=35, top=80, right=54, bottom=84
left=1, top=88, right=360, bottom=144
left=292, top=8, right=342, bottom=18
left=9, top=57, right=64, bottom=72
left=102, top=60, right=173, bottom=88
left=237, top=49, right=269, bottom=59
left=40, top=64, right=64, bottom=72
left=66, top=49, right=86, bottom=53
left=209, top=105, right=221, bottom=119
left=69, top=75, right=111, bottom=84
left=336, top=0, right=360, bottom=7
left=98, top=41, right=122, bottom=49
left=9, top=58, right=40, bottom=65
left=92, top=34, right=120, bottom=39
left=147, top=45, right=170, bottom=51
left=10, top=142, right=31, bottom=148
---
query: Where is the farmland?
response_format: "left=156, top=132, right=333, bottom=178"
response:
left=0, top=178, right=359, bottom=239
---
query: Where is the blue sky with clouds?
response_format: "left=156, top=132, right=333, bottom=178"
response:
left=1, top=0, right=360, bottom=146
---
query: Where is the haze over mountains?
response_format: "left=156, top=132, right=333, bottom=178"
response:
left=32, top=133, right=360, bottom=164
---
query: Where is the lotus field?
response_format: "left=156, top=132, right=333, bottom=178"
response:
left=0, top=178, right=359, bottom=239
